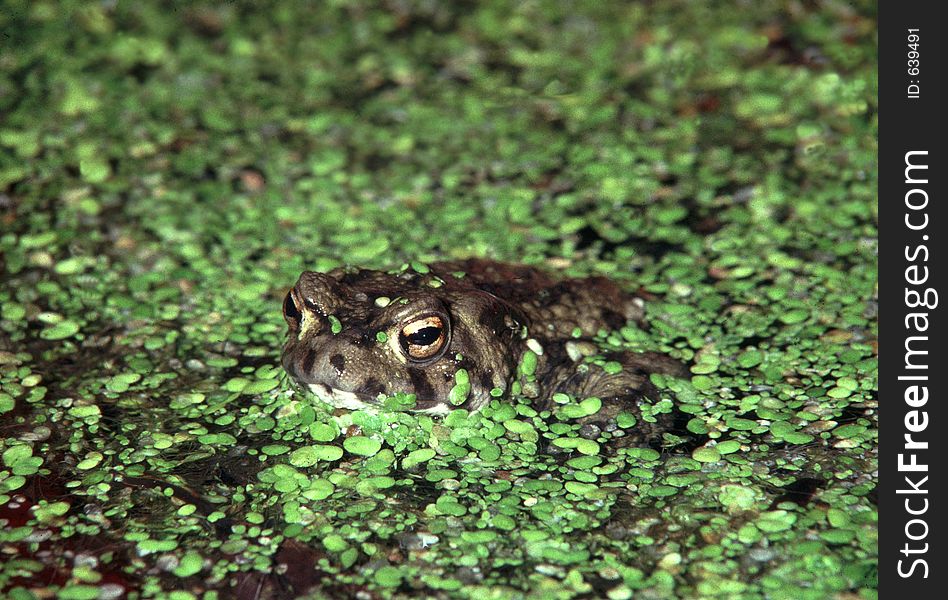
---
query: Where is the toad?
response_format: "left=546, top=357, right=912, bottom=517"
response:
left=281, top=259, right=684, bottom=435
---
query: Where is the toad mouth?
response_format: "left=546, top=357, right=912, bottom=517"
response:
left=305, top=382, right=452, bottom=416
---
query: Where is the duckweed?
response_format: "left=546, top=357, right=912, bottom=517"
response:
left=0, top=0, right=876, bottom=598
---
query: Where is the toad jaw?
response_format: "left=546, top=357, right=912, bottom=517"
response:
left=305, top=382, right=452, bottom=416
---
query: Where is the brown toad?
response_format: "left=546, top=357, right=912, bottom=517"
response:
left=281, top=259, right=684, bottom=435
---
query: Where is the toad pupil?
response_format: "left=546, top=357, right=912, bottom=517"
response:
left=404, top=327, right=440, bottom=346
left=281, top=259, right=687, bottom=449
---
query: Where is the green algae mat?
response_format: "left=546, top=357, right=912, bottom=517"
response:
left=0, top=1, right=877, bottom=598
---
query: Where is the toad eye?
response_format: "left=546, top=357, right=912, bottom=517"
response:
left=399, top=316, right=447, bottom=361
left=283, top=291, right=302, bottom=328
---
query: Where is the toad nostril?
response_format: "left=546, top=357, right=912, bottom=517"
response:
left=329, top=354, right=346, bottom=376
